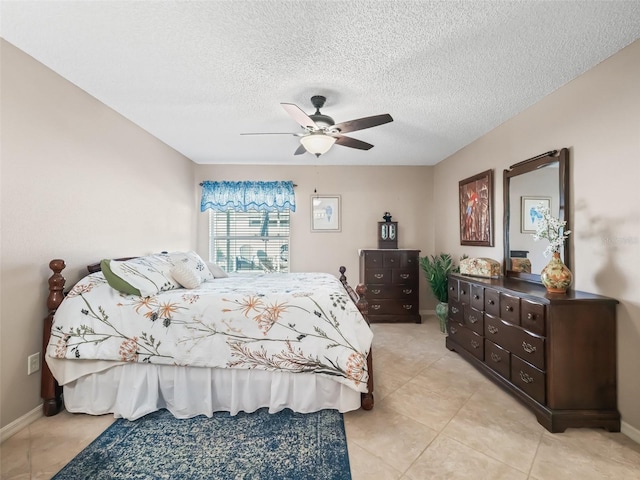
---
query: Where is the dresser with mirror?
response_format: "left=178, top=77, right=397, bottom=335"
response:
left=445, top=149, right=620, bottom=433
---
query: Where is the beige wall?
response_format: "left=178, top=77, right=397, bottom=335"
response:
left=434, top=40, right=640, bottom=434
left=194, top=164, right=435, bottom=304
left=0, top=40, right=196, bottom=429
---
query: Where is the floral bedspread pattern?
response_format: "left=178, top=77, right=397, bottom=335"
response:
left=48, top=272, right=373, bottom=392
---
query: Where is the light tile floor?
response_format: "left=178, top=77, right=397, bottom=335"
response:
left=2, top=318, right=640, bottom=479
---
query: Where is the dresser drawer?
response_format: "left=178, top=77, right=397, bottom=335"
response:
left=401, top=252, right=419, bottom=269
left=365, top=285, right=418, bottom=299
left=364, top=269, right=392, bottom=284
left=470, top=284, right=484, bottom=311
left=464, top=306, right=484, bottom=335
left=362, top=250, right=384, bottom=266
left=448, top=322, right=484, bottom=360
left=485, top=315, right=545, bottom=370
left=458, top=280, right=471, bottom=305
left=485, top=340, right=510, bottom=379
left=521, top=300, right=546, bottom=335
left=392, top=269, right=418, bottom=284
left=449, top=299, right=464, bottom=323
left=382, top=251, right=400, bottom=267
left=368, top=299, right=418, bottom=315
left=447, top=278, right=459, bottom=302
left=500, top=293, right=520, bottom=325
left=511, top=355, right=546, bottom=404
left=484, top=288, right=500, bottom=316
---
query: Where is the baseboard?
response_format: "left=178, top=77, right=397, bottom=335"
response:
left=0, top=404, right=42, bottom=444
left=622, top=420, right=640, bottom=445
left=420, top=309, right=435, bottom=317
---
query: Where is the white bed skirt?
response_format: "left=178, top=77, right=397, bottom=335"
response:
left=60, top=362, right=362, bottom=420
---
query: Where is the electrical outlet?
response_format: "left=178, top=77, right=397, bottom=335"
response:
left=28, top=352, right=40, bottom=375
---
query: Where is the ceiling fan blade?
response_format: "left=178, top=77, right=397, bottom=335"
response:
left=333, top=114, right=393, bottom=134
left=334, top=134, right=374, bottom=150
left=240, top=132, right=302, bottom=136
left=281, top=103, right=319, bottom=129
left=294, top=144, right=307, bottom=155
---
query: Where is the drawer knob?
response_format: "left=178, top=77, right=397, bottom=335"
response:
left=487, top=325, right=499, bottom=334
left=488, top=300, right=495, bottom=305
left=522, top=342, right=537, bottom=354
left=470, top=340, right=480, bottom=349
left=370, top=289, right=381, bottom=295
left=519, top=371, right=534, bottom=384
left=402, top=289, right=413, bottom=294
left=469, top=315, right=478, bottom=324
left=449, top=286, right=455, bottom=291
left=400, top=273, right=410, bottom=279
left=460, top=289, right=466, bottom=295
left=374, top=273, right=384, bottom=279
left=527, top=313, right=535, bottom=320
left=403, top=304, right=413, bottom=310
left=490, top=352, right=501, bottom=362
left=371, top=304, right=381, bottom=310
left=451, top=307, right=459, bottom=314
left=450, top=326, right=457, bottom=334
left=474, top=294, right=480, bottom=300
left=505, top=306, right=513, bottom=312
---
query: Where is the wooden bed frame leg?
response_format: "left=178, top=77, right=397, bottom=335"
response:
left=339, top=267, right=375, bottom=411
left=41, top=259, right=66, bottom=416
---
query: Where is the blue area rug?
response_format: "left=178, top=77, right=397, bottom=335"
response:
left=53, top=408, right=351, bottom=480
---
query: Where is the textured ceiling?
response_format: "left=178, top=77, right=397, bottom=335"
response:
left=2, top=1, right=639, bottom=166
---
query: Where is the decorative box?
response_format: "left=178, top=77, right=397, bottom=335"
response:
left=459, top=257, right=501, bottom=278
left=511, top=258, right=532, bottom=273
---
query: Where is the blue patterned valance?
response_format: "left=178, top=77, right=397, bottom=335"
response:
left=200, top=181, right=296, bottom=212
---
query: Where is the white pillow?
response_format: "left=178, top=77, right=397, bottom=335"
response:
left=170, top=263, right=202, bottom=289
left=206, top=261, right=229, bottom=279
left=168, top=251, right=214, bottom=282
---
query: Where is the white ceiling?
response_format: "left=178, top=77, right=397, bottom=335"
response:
left=2, top=1, right=639, bottom=166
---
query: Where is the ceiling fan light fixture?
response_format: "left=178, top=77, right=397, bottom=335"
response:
left=300, top=132, right=336, bottom=157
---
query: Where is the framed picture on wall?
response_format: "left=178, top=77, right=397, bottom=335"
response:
left=459, top=169, right=494, bottom=246
left=311, top=195, right=341, bottom=232
left=521, top=196, right=551, bottom=233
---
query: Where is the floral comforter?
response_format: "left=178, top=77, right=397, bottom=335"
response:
left=47, top=272, right=373, bottom=392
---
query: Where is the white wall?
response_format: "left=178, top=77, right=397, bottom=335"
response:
left=433, top=39, right=640, bottom=433
left=0, top=40, right=196, bottom=429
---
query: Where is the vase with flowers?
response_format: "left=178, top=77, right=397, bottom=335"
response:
left=531, top=203, right=572, bottom=293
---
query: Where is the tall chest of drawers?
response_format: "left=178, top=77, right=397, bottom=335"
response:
left=359, top=249, right=421, bottom=323
left=446, top=273, right=619, bottom=433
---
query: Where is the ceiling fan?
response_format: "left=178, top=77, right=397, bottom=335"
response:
left=241, top=95, right=393, bottom=157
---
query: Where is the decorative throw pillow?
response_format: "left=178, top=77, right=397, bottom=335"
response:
left=168, top=251, right=214, bottom=282
left=101, top=254, right=180, bottom=297
left=101, top=259, right=141, bottom=296
left=170, top=263, right=202, bottom=289
left=205, top=261, right=229, bottom=279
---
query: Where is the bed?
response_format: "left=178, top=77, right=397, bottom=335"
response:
left=41, top=252, right=374, bottom=420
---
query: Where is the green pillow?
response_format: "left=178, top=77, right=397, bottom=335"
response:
left=100, top=259, right=142, bottom=296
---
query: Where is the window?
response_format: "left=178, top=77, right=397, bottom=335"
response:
left=209, top=210, right=290, bottom=273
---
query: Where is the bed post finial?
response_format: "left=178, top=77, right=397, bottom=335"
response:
left=42, top=259, right=66, bottom=416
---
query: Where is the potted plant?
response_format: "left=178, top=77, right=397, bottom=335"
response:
left=419, top=253, right=460, bottom=333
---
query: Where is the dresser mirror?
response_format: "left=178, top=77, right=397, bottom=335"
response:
left=503, top=148, right=570, bottom=282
